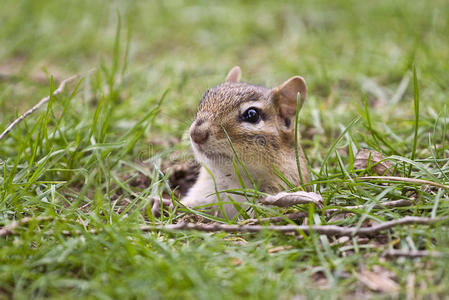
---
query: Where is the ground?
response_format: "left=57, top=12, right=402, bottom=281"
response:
left=1, top=0, right=449, bottom=299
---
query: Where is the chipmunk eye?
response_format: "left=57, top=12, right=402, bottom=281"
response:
left=242, top=107, right=261, bottom=123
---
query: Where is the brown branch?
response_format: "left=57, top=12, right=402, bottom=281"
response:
left=3, top=216, right=446, bottom=240
left=141, top=216, right=448, bottom=237
left=358, top=176, right=449, bottom=190
left=382, top=249, right=445, bottom=258
left=0, top=75, right=78, bottom=141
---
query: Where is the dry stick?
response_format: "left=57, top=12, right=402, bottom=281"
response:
left=141, top=216, right=448, bottom=237
left=2, top=216, right=446, bottom=239
left=0, top=75, right=78, bottom=141
left=382, top=249, right=445, bottom=258
left=358, top=176, right=449, bottom=190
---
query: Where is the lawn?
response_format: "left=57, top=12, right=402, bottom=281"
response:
left=1, top=0, right=449, bottom=299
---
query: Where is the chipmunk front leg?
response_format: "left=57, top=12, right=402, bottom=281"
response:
left=181, top=167, right=248, bottom=218
left=180, top=167, right=218, bottom=208
left=150, top=197, right=173, bottom=217
left=151, top=167, right=243, bottom=218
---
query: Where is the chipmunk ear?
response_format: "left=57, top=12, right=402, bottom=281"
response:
left=225, top=66, right=241, bottom=83
left=273, top=76, right=307, bottom=121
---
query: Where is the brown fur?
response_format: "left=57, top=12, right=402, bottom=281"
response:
left=182, top=66, right=309, bottom=218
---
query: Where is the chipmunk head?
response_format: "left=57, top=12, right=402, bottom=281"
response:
left=189, top=66, right=307, bottom=180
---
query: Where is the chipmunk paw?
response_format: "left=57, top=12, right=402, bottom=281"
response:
left=149, top=197, right=173, bottom=217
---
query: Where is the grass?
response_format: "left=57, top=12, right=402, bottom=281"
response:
left=1, top=0, right=449, bottom=298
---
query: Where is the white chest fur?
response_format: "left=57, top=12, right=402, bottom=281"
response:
left=181, top=166, right=253, bottom=218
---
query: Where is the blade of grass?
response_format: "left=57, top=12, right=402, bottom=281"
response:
left=295, top=92, right=305, bottom=187
left=408, top=64, right=420, bottom=177
left=221, top=126, right=256, bottom=188
left=319, top=117, right=360, bottom=177
left=203, top=164, right=229, bottom=221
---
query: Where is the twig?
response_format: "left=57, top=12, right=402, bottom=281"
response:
left=358, top=176, right=449, bottom=190
left=3, top=216, right=446, bottom=239
left=382, top=249, right=445, bottom=258
left=141, top=216, right=448, bottom=237
left=0, top=216, right=53, bottom=237
left=0, top=75, right=78, bottom=141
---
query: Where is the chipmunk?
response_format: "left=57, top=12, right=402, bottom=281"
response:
left=180, top=66, right=310, bottom=219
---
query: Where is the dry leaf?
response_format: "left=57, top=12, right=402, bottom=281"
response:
left=330, top=236, right=350, bottom=247
left=289, top=296, right=306, bottom=300
left=261, top=191, right=323, bottom=209
left=358, top=266, right=399, bottom=293
left=356, top=237, right=370, bottom=244
left=328, top=212, right=354, bottom=223
left=224, top=236, right=248, bottom=246
left=354, top=149, right=394, bottom=176
left=406, top=273, right=415, bottom=300
left=268, top=245, right=293, bottom=253
left=361, top=218, right=379, bottom=228
left=310, top=270, right=331, bottom=289
left=362, top=78, right=388, bottom=108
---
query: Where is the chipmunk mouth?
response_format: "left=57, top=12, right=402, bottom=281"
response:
left=193, top=143, right=231, bottom=162
left=203, top=151, right=231, bottom=161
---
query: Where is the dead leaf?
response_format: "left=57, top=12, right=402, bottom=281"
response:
left=330, top=236, right=350, bottom=247
left=354, top=149, right=394, bottom=176
left=358, top=266, right=399, bottom=293
left=224, top=236, right=248, bottom=246
left=406, top=273, right=415, bottom=300
left=328, top=212, right=354, bottom=223
left=310, top=269, right=331, bottom=289
left=231, top=257, right=243, bottom=266
left=361, top=78, right=388, bottom=108
left=268, top=245, right=293, bottom=253
left=361, top=218, right=379, bottom=228
left=176, top=214, right=209, bottom=224
left=261, top=191, right=323, bottom=209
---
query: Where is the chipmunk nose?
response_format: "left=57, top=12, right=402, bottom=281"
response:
left=190, top=120, right=210, bottom=145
